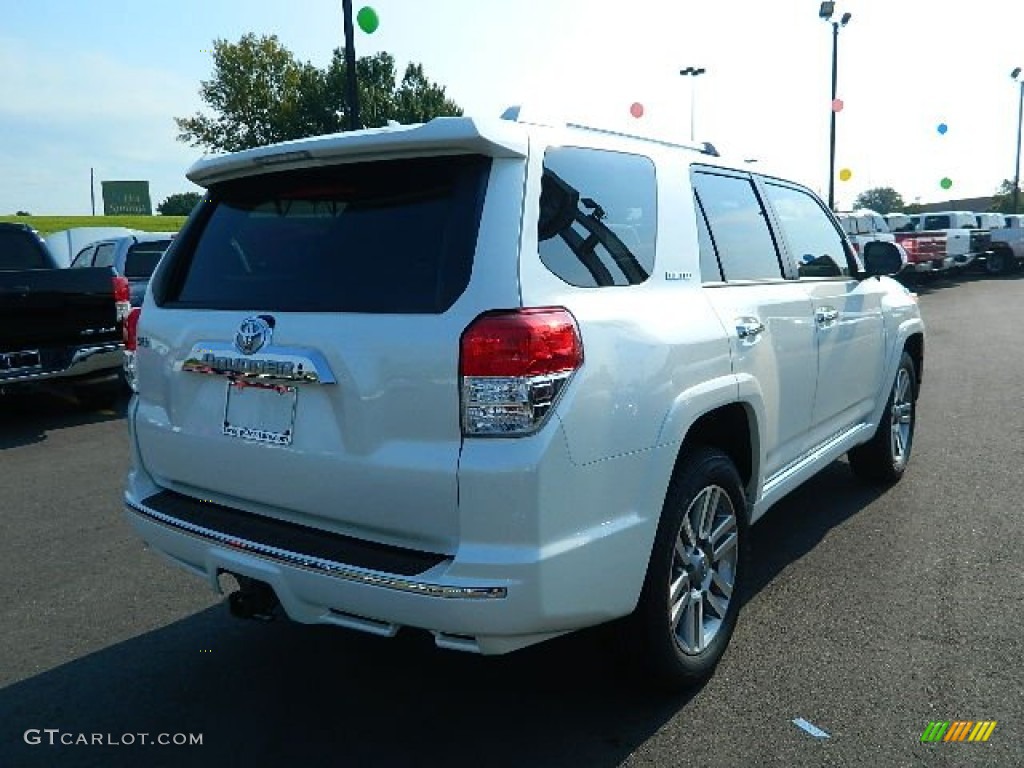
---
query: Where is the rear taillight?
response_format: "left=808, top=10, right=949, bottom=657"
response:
left=123, top=307, right=141, bottom=392
left=113, top=275, right=131, bottom=321
left=460, top=308, right=583, bottom=436
left=123, top=307, right=141, bottom=352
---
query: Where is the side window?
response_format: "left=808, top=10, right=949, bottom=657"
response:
left=762, top=183, right=852, bottom=278
left=691, top=172, right=782, bottom=281
left=70, top=247, right=94, bottom=268
left=93, top=243, right=116, bottom=269
left=693, top=194, right=723, bottom=282
left=538, top=147, right=656, bottom=288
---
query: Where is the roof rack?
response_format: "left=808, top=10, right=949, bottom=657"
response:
left=500, top=105, right=719, bottom=157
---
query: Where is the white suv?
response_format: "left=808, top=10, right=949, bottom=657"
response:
left=124, top=112, right=924, bottom=687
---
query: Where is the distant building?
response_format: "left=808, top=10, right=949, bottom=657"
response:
left=914, top=195, right=995, bottom=213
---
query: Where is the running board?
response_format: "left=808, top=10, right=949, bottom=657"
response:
left=758, top=423, right=872, bottom=513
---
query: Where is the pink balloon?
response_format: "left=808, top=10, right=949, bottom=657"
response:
left=832, top=98, right=844, bottom=112
left=630, top=102, right=644, bottom=119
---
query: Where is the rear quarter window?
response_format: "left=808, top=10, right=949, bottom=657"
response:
left=537, top=147, right=656, bottom=287
left=159, top=155, right=491, bottom=313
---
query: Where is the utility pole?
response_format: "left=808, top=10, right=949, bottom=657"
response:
left=1012, top=68, right=1023, bottom=214
left=341, top=0, right=360, bottom=131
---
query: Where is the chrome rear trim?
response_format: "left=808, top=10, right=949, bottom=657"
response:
left=126, top=498, right=507, bottom=600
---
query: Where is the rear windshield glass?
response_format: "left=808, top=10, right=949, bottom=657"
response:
left=125, top=241, right=171, bottom=278
left=162, top=155, right=491, bottom=313
left=0, top=229, right=48, bottom=270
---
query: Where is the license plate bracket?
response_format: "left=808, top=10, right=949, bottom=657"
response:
left=222, top=380, right=297, bottom=446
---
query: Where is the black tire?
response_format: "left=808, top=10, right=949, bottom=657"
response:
left=849, top=351, right=917, bottom=484
left=985, top=249, right=1009, bottom=275
left=629, top=446, right=748, bottom=690
left=74, top=381, right=121, bottom=410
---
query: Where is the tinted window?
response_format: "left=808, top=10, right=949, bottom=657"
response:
left=163, top=155, right=491, bottom=313
left=692, top=172, right=782, bottom=281
left=71, top=247, right=95, bottom=268
left=538, top=147, right=655, bottom=287
left=0, top=229, right=49, bottom=270
left=924, top=215, right=951, bottom=230
left=93, top=243, right=116, bottom=269
left=125, top=240, right=171, bottom=278
left=763, top=183, right=852, bottom=278
left=694, top=195, right=722, bottom=282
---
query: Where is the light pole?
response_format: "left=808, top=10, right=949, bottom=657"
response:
left=341, top=0, right=360, bottom=131
left=1012, top=67, right=1023, bottom=215
left=680, top=66, right=706, bottom=142
left=819, top=2, right=851, bottom=210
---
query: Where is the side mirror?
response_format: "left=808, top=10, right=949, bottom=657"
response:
left=861, top=241, right=905, bottom=277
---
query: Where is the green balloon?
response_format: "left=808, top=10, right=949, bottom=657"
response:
left=940, top=177, right=953, bottom=190
left=357, top=6, right=379, bottom=34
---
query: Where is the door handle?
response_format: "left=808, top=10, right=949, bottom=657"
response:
left=815, top=306, right=840, bottom=326
left=735, top=317, right=765, bottom=342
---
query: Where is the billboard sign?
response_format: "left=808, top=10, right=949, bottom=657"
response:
left=102, top=180, right=152, bottom=215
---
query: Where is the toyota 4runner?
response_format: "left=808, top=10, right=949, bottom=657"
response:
left=124, top=111, right=924, bottom=687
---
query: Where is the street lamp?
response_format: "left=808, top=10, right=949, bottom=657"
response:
left=341, top=0, right=360, bottom=131
left=819, top=3, right=851, bottom=210
left=680, top=66, right=706, bottom=142
left=1011, top=67, right=1023, bottom=214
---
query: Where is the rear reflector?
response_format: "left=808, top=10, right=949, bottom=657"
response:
left=460, top=308, right=582, bottom=436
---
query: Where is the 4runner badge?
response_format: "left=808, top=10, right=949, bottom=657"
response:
left=235, top=315, right=275, bottom=356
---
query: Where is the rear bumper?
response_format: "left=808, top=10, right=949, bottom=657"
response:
left=908, top=256, right=955, bottom=273
left=124, top=420, right=667, bottom=655
left=0, top=342, right=123, bottom=388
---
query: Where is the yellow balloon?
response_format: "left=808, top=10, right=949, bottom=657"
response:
left=839, top=168, right=853, bottom=182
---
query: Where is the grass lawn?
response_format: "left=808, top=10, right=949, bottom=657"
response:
left=0, top=215, right=187, bottom=236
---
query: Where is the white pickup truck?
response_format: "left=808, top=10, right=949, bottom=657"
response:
left=978, top=212, right=1024, bottom=273
left=893, top=211, right=986, bottom=274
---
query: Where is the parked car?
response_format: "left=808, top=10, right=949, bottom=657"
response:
left=974, top=212, right=1006, bottom=230
left=0, top=222, right=127, bottom=407
left=884, top=213, right=916, bottom=233
left=123, top=112, right=924, bottom=688
left=71, top=233, right=175, bottom=306
left=895, top=211, right=983, bottom=273
left=835, top=209, right=908, bottom=271
left=44, top=227, right=135, bottom=268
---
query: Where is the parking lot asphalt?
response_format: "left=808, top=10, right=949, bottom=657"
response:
left=1, top=270, right=1022, bottom=767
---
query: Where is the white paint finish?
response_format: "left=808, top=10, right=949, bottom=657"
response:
left=802, top=277, right=886, bottom=443
left=703, top=282, right=817, bottom=480
left=126, top=116, right=925, bottom=655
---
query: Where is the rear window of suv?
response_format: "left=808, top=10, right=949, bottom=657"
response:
left=159, top=155, right=491, bottom=313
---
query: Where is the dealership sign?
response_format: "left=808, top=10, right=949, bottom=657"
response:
left=102, top=180, right=152, bottom=215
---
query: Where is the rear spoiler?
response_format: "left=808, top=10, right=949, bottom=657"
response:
left=186, top=117, right=528, bottom=187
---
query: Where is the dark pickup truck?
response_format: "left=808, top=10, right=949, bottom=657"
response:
left=0, top=223, right=127, bottom=408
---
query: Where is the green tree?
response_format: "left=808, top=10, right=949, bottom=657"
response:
left=988, top=179, right=1019, bottom=213
left=176, top=34, right=462, bottom=153
left=157, top=192, right=203, bottom=216
left=851, top=187, right=905, bottom=214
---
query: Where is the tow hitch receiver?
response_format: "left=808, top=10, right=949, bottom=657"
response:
left=226, top=574, right=280, bottom=621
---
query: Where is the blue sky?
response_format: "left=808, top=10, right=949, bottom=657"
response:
left=2, top=0, right=1023, bottom=215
